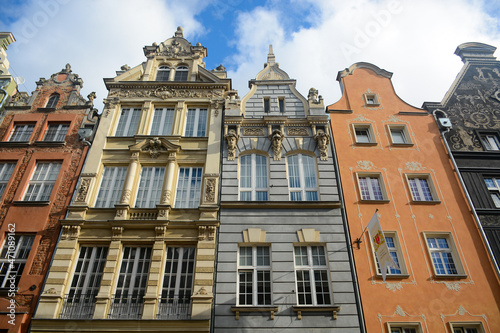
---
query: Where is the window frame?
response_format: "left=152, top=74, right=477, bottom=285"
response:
left=237, top=245, right=272, bottom=306
left=46, top=93, right=60, bottom=108
left=449, top=322, right=485, bottom=333
left=278, top=97, right=285, bottom=113
left=174, top=66, right=189, bottom=81
left=364, top=93, right=379, bottom=106
left=184, top=108, right=208, bottom=137
left=352, top=123, right=377, bottom=145
left=8, top=123, right=35, bottom=142
left=405, top=174, right=440, bottom=203
left=387, top=124, right=412, bottom=146
left=239, top=153, right=269, bottom=201
left=0, top=234, right=35, bottom=288
left=115, top=108, right=141, bottom=137
left=479, top=131, right=500, bottom=151
left=150, top=108, right=175, bottom=136
left=371, top=231, right=408, bottom=277
left=94, top=166, right=127, bottom=208
left=43, top=122, right=70, bottom=142
left=156, top=65, right=171, bottom=81
left=386, top=322, right=423, bottom=333
left=263, top=97, right=270, bottom=113
left=423, top=232, right=466, bottom=277
left=0, top=162, right=16, bottom=199
left=483, top=176, right=500, bottom=208
left=174, top=167, right=203, bottom=208
left=356, top=172, right=389, bottom=202
left=23, top=161, right=62, bottom=201
left=287, top=154, right=319, bottom=201
left=135, top=166, right=165, bottom=208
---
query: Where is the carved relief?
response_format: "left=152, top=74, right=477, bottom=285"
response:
left=208, top=226, right=216, bottom=240
left=242, top=127, right=265, bottom=136
left=405, top=162, right=424, bottom=171
left=205, top=179, right=216, bottom=202
left=198, top=226, right=207, bottom=241
left=142, top=137, right=166, bottom=158
left=112, top=227, right=124, bottom=240
left=61, top=225, right=80, bottom=240
left=155, top=226, right=166, bottom=238
left=287, top=127, right=309, bottom=136
left=161, top=190, right=171, bottom=205
left=108, top=87, right=223, bottom=101
left=224, top=130, right=240, bottom=160
left=211, top=98, right=224, bottom=117
left=314, top=129, right=330, bottom=160
left=269, top=129, right=284, bottom=161
left=120, top=190, right=131, bottom=204
left=75, top=178, right=91, bottom=203
left=357, top=161, right=374, bottom=170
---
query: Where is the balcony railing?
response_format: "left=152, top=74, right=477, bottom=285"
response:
left=59, top=294, right=96, bottom=319
left=109, top=295, right=144, bottom=319
left=157, top=297, right=191, bottom=320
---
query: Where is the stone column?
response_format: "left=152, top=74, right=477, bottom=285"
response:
left=142, top=227, right=165, bottom=319
left=158, top=153, right=176, bottom=220
left=115, top=152, right=139, bottom=220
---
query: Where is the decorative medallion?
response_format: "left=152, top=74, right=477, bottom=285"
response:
left=357, top=161, right=374, bottom=170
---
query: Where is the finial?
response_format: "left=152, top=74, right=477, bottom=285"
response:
left=62, top=63, right=72, bottom=73
left=267, top=44, right=275, bottom=64
left=175, top=26, right=184, bottom=38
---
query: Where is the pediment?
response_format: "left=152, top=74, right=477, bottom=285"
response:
left=130, top=137, right=181, bottom=159
left=198, top=67, right=230, bottom=84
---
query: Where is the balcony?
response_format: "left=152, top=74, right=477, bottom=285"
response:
left=59, top=294, right=96, bottom=319
left=157, top=297, right=191, bottom=320
left=109, top=295, right=144, bottom=319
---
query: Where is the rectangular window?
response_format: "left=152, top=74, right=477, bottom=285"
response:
left=110, top=247, right=151, bottom=319
left=151, top=108, right=175, bottom=136
left=480, top=133, right=500, bottom=151
left=135, top=167, right=165, bottom=208
left=450, top=322, right=484, bottom=333
left=158, top=247, right=195, bottom=319
left=407, top=175, right=438, bottom=202
left=484, top=177, right=500, bottom=208
left=287, top=154, right=319, bottom=201
left=0, top=162, right=15, bottom=199
left=9, top=123, right=35, bottom=142
left=388, top=324, right=422, bottom=333
left=264, top=98, right=270, bottom=113
left=95, top=166, right=127, bottom=208
left=424, top=234, right=464, bottom=276
left=115, top=108, right=141, bottom=136
left=388, top=125, right=412, bottom=145
left=238, top=246, right=272, bottom=306
left=23, top=162, right=61, bottom=201
left=175, top=167, right=202, bottom=208
left=357, top=174, right=386, bottom=201
left=60, top=246, right=108, bottom=319
left=184, top=108, right=207, bottom=137
left=364, top=93, right=379, bottom=105
left=294, top=246, right=331, bottom=305
left=374, top=233, right=406, bottom=275
left=0, top=235, right=35, bottom=288
left=353, top=124, right=375, bottom=144
left=240, top=154, right=268, bottom=201
left=44, top=123, right=70, bottom=141
left=278, top=97, right=285, bottom=113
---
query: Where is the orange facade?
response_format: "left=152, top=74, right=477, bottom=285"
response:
left=0, top=66, right=95, bottom=332
left=327, top=63, right=500, bottom=333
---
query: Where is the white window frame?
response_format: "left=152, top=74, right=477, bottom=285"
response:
left=449, top=322, right=485, bottom=333
left=115, top=108, right=141, bottom=137
left=44, top=123, right=70, bottom=141
left=135, top=166, right=165, bottom=208
left=150, top=108, right=175, bottom=136
left=484, top=176, right=500, bottom=208
left=364, top=93, right=379, bottom=106
left=156, top=65, right=171, bottom=81
left=46, top=93, right=60, bottom=108
left=372, top=232, right=407, bottom=276
left=278, top=97, right=285, bottom=113
left=174, top=167, right=202, bottom=208
left=9, top=123, right=35, bottom=142
left=239, top=154, right=269, bottom=201
left=387, top=322, right=423, bottom=333
left=287, top=154, right=319, bottom=201
left=424, top=232, right=465, bottom=277
left=23, top=162, right=61, bottom=201
left=184, top=108, right=207, bottom=137
left=406, top=174, right=439, bottom=202
left=352, top=124, right=376, bottom=144
left=480, top=133, right=500, bottom=151
left=237, top=245, right=272, bottom=306
left=356, top=173, right=388, bottom=201
left=293, top=245, right=332, bottom=306
left=0, top=162, right=15, bottom=199
left=0, top=235, right=35, bottom=288
left=388, top=124, right=412, bottom=145
left=174, top=66, right=189, bottom=81
left=95, top=166, right=127, bottom=208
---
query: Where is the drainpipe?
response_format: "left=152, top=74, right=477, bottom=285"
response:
left=433, top=111, right=500, bottom=279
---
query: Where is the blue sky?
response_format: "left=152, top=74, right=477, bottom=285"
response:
left=1, top=0, right=500, bottom=112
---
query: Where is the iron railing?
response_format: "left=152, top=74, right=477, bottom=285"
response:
left=59, top=294, right=97, bottom=319
left=109, top=295, right=144, bottom=319
left=157, top=297, right=191, bottom=320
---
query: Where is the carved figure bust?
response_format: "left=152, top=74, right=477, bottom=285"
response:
left=314, top=129, right=330, bottom=160
left=224, top=130, right=240, bottom=160
left=270, top=129, right=284, bottom=160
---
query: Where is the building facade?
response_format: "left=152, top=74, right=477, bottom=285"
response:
left=327, top=63, right=500, bottom=333
left=31, top=27, right=231, bottom=332
left=214, top=47, right=362, bottom=332
left=0, top=32, right=17, bottom=114
left=0, top=64, right=97, bottom=332
left=423, top=42, right=500, bottom=277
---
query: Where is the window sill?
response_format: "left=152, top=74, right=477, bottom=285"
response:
left=355, top=142, right=378, bottom=146
left=391, top=143, right=414, bottom=147
left=292, top=305, right=340, bottom=320
left=360, top=199, right=390, bottom=203
left=375, top=273, right=410, bottom=279
left=231, top=306, right=278, bottom=320
left=34, top=141, right=66, bottom=147
left=410, top=200, right=441, bottom=205
left=13, top=200, right=50, bottom=206
left=37, top=107, right=56, bottom=112
left=0, top=141, right=30, bottom=147
left=433, top=274, right=468, bottom=279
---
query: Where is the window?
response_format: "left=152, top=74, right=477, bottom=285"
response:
left=424, top=234, right=464, bottom=276
left=184, top=108, right=207, bottom=137
left=60, top=246, right=108, bottom=319
left=240, top=154, right=268, bottom=201
left=9, top=123, right=35, bottom=142
left=294, top=246, right=331, bottom=305
left=484, top=177, right=500, bottom=208
left=264, top=98, right=270, bottom=113
left=407, top=175, right=438, bottom=202
left=374, top=233, right=406, bottom=276
left=238, top=246, right=272, bottom=306
left=135, top=167, right=165, bottom=208
left=115, top=108, right=141, bottom=136
left=278, top=97, right=285, bottom=113
left=388, top=125, right=412, bottom=145
left=46, top=93, right=60, bottom=108
left=450, top=322, right=484, bottom=333
left=23, top=162, right=61, bottom=201
left=156, top=65, right=171, bottom=81
left=0, top=235, right=35, bottom=288
left=95, top=166, right=127, bottom=208
left=480, top=133, right=500, bottom=151
left=174, top=66, right=189, bottom=81
left=287, top=154, right=319, bottom=201
left=151, top=108, right=175, bottom=136
left=364, top=93, right=379, bottom=105
left=44, top=123, right=70, bottom=141
left=0, top=162, right=15, bottom=198
left=353, top=124, right=375, bottom=144
left=158, top=247, right=195, bottom=319
left=175, top=167, right=202, bottom=208
left=387, top=323, right=422, bottom=333
left=110, top=247, right=151, bottom=319
left=357, top=173, right=387, bottom=201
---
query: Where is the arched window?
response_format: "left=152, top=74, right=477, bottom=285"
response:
left=46, top=93, right=60, bottom=108
left=156, top=65, right=170, bottom=81
left=240, top=154, right=268, bottom=201
left=287, top=154, right=318, bottom=201
left=174, top=66, right=189, bottom=81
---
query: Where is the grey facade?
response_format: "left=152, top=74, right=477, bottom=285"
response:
left=214, top=47, right=362, bottom=332
left=423, top=42, right=500, bottom=276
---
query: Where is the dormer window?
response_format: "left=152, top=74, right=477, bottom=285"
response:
left=156, top=66, right=170, bottom=81
left=46, top=93, right=60, bottom=108
left=174, top=66, right=189, bottom=81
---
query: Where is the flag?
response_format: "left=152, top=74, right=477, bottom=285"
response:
left=367, top=211, right=399, bottom=281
